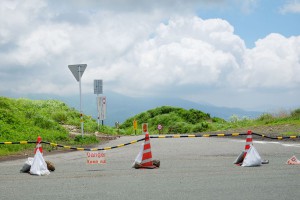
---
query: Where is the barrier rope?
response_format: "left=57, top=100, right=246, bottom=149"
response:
left=0, top=141, right=36, bottom=145
left=150, top=132, right=247, bottom=138
left=42, top=138, right=145, bottom=151
left=0, top=132, right=299, bottom=151
left=252, top=132, right=300, bottom=140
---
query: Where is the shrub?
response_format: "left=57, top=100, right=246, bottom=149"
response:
left=257, top=113, right=274, bottom=124
left=33, top=115, right=56, bottom=129
left=192, top=122, right=210, bottom=133
left=168, top=122, right=191, bottom=134
left=52, top=111, right=68, bottom=124
left=74, top=135, right=98, bottom=144
left=0, top=109, right=20, bottom=124
left=291, top=108, right=300, bottom=118
left=179, top=109, right=210, bottom=124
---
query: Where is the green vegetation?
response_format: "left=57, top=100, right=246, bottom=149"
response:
left=1, top=96, right=299, bottom=157
left=120, top=106, right=300, bottom=135
left=0, top=97, right=115, bottom=156
left=120, top=106, right=225, bottom=134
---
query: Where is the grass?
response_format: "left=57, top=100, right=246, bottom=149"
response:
left=0, top=97, right=299, bottom=157
left=120, top=106, right=300, bottom=136
left=0, top=97, right=117, bottom=156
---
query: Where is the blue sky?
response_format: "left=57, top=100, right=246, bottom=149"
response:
left=0, top=0, right=300, bottom=112
left=198, top=0, right=300, bottom=47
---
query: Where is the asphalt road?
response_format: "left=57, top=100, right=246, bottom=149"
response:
left=0, top=135, right=300, bottom=200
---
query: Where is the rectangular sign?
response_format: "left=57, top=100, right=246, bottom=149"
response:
left=86, top=152, right=106, bottom=164
left=133, top=119, right=137, bottom=130
left=94, top=79, right=103, bottom=94
left=97, top=96, right=107, bottom=120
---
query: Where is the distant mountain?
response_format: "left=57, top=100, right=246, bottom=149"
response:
left=24, top=91, right=262, bottom=126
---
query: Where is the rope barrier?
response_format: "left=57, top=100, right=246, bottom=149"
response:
left=0, top=132, right=299, bottom=151
left=150, top=132, right=247, bottom=138
left=42, top=138, right=145, bottom=151
left=252, top=132, right=300, bottom=140
left=0, top=141, right=36, bottom=145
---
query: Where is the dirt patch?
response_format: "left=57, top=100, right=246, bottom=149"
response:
left=62, top=124, right=120, bottom=140
left=207, top=124, right=300, bottom=142
left=226, top=124, right=300, bottom=137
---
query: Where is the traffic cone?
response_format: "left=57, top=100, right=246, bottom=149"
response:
left=34, top=136, right=43, bottom=154
left=241, top=144, right=262, bottom=167
left=234, top=130, right=252, bottom=165
left=140, top=133, right=156, bottom=168
left=132, top=132, right=159, bottom=169
left=243, top=130, right=253, bottom=158
left=234, top=130, right=269, bottom=166
left=287, top=156, right=300, bottom=165
left=30, top=148, right=50, bottom=176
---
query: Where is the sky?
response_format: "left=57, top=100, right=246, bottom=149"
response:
left=0, top=0, right=300, bottom=112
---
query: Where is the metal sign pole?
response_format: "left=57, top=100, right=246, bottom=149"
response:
left=68, top=64, right=87, bottom=138
left=78, top=66, right=84, bottom=137
left=97, top=94, right=100, bottom=128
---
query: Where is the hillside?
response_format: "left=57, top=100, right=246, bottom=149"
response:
left=0, top=96, right=111, bottom=156
left=120, top=106, right=300, bottom=136
left=1, top=97, right=299, bottom=157
left=23, top=92, right=263, bottom=126
left=121, top=106, right=224, bottom=134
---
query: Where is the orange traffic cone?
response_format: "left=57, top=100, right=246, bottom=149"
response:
left=133, top=132, right=159, bottom=169
left=287, top=156, right=300, bottom=165
left=140, top=133, right=156, bottom=168
left=34, top=136, right=43, bottom=154
left=243, top=130, right=253, bottom=158
left=234, top=130, right=253, bottom=165
left=234, top=130, right=269, bottom=166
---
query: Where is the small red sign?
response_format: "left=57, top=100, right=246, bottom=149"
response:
left=157, top=124, right=162, bottom=130
left=142, top=123, right=148, bottom=133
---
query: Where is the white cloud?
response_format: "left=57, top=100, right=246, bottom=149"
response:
left=280, top=0, right=300, bottom=14
left=106, top=16, right=246, bottom=96
left=230, top=33, right=300, bottom=89
left=0, top=0, right=299, bottom=110
left=0, top=0, right=47, bottom=45
left=14, top=25, right=71, bottom=66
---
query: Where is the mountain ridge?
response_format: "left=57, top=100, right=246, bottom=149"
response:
left=22, top=91, right=262, bottom=126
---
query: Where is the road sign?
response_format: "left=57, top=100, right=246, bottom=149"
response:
left=94, top=79, right=103, bottom=94
left=68, top=64, right=87, bottom=137
left=142, top=123, right=148, bottom=134
left=97, top=96, right=107, bottom=120
left=68, top=64, right=87, bottom=82
left=157, top=124, right=163, bottom=130
left=133, top=119, right=137, bottom=130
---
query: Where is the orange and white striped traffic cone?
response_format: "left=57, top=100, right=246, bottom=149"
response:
left=34, top=136, right=43, bottom=154
left=140, top=132, right=156, bottom=169
left=234, top=130, right=253, bottom=165
left=234, top=130, right=268, bottom=166
left=243, top=130, right=253, bottom=158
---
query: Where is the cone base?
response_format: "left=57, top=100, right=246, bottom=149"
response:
left=133, top=160, right=160, bottom=169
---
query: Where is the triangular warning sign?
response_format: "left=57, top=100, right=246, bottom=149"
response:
left=68, top=64, right=87, bottom=82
